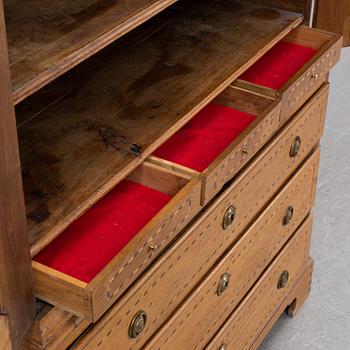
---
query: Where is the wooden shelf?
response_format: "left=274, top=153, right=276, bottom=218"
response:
left=5, top=0, right=178, bottom=104
left=16, top=0, right=302, bottom=256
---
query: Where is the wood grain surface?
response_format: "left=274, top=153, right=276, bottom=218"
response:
left=5, top=0, right=178, bottom=103
left=16, top=0, right=302, bottom=256
left=0, top=1, right=35, bottom=348
left=316, top=0, right=350, bottom=46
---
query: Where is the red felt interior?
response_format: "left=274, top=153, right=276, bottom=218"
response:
left=153, top=103, right=256, bottom=172
left=239, top=40, right=318, bottom=90
left=34, top=180, right=172, bottom=283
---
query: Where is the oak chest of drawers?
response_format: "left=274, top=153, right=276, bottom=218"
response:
left=0, top=0, right=342, bottom=349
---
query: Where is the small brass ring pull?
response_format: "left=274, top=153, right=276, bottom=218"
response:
left=277, top=271, right=290, bottom=289
left=223, top=206, right=236, bottom=230
left=219, top=344, right=228, bottom=350
left=148, top=243, right=158, bottom=252
left=241, top=147, right=248, bottom=155
left=217, top=272, right=231, bottom=296
left=129, top=310, right=147, bottom=338
left=290, top=136, right=301, bottom=158
left=283, top=206, right=294, bottom=226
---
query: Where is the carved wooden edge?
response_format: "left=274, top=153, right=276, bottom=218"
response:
left=249, top=258, right=314, bottom=350
left=0, top=1, right=35, bottom=348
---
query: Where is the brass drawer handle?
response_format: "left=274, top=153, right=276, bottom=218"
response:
left=129, top=310, right=147, bottom=338
left=311, top=73, right=319, bottom=79
left=277, top=271, right=289, bottom=289
left=241, top=147, right=248, bottom=155
left=217, top=272, right=231, bottom=296
left=223, top=206, right=236, bottom=230
left=290, top=136, right=301, bottom=158
left=283, top=206, right=294, bottom=226
left=219, top=344, right=228, bottom=350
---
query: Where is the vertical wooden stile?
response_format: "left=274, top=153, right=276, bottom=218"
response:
left=0, top=1, right=35, bottom=348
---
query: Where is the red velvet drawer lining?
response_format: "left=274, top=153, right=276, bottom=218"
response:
left=153, top=103, right=256, bottom=172
left=239, top=40, right=318, bottom=90
left=34, top=180, right=172, bottom=282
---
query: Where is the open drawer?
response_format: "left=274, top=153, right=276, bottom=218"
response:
left=144, top=149, right=319, bottom=350
left=32, top=162, right=201, bottom=321
left=234, top=25, right=342, bottom=123
left=148, top=86, right=281, bottom=204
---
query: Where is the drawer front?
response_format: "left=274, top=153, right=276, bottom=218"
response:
left=281, top=34, right=341, bottom=122
left=206, top=214, right=313, bottom=350
left=73, top=84, right=326, bottom=348
left=74, top=148, right=319, bottom=350
left=144, top=149, right=319, bottom=350
left=205, top=83, right=327, bottom=250
left=32, top=162, right=202, bottom=321
left=92, top=177, right=202, bottom=313
left=249, top=259, right=313, bottom=350
left=204, top=90, right=281, bottom=204
left=235, top=26, right=341, bottom=124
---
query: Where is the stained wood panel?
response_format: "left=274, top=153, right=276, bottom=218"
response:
left=253, top=0, right=313, bottom=23
left=4, top=0, right=178, bottom=104
left=316, top=0, right=350, bottom=47
left=0, top=1, right=35, bottom=347
left=16, top=0, right=303, bottom=256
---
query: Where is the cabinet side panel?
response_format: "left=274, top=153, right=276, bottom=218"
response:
left=0, top=1, right=35, bottom=347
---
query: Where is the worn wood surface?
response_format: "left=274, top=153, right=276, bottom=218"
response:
left=205, top=215, right=313, bottom=350
left=253, top=0, right=313, bottom=23
left=16, top=0, right=302, bottom=256
left=0, top=2, right=35, bottom=348
left=4, top=0, right=178, bottom=103
left=315, top=0, right=350, bottom=46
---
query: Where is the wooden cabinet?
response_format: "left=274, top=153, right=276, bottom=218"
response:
left=0, top=0, right=341, bottom=349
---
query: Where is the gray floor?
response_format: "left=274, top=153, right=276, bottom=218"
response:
left=260, top=48, right=350, bottom=350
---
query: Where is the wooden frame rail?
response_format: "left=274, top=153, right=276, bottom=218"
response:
left=0, top=1, right=35, bottom=348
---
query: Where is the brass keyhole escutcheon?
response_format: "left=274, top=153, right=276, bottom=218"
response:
left=290, top=136, right=301, bottom=158
left=129, top=310, right=147, bottom=338
left=219, top=344, right=228, bottom=350
left=283, top=206, right=294, bottom=226
left=277, top=271, right=289, bottom=289
left=223, top=206, right=236, bottom=230
left=217, top=272, right=231, bottom=296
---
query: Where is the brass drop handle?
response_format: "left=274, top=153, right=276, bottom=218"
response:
left=217, top=272, right=231, bottom=296
left=283, top=206, right=294, bottom=226
left=277, top=271, right=290, bottom=289
left=223, top=206, right=236, bottom=230
left=129, top=310, right=147, bottom=338
left=290, top=136, right=301, bottom=158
